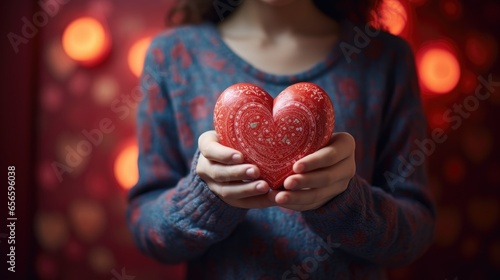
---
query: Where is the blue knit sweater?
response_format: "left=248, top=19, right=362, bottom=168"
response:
left=127, top=22, right=435, bottom=279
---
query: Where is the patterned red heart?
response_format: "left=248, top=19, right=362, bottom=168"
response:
left=214, top=82, right=335, bottom=189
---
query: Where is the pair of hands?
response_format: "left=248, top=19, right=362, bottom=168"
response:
left=196, top=131, right=356, bottom=211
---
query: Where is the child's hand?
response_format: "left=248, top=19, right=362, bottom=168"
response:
left=196, top=131, right=276, bottom=209
left=267, top=132, right=356, bottom=211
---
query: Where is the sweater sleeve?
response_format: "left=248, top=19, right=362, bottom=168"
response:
left=302, top=40, right=436, bottom=266
left=126, top=37, right=248, bottom=264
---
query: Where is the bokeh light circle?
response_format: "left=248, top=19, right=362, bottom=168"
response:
left=461, top=127, right=493, bottom=164
left=36, top=254, right=59, bottom=280
left=417, top=44, right=461, bottom=94
left=45, top=39, right=77, bottom=80
left=88, top=247, right=116, bottom=273
left=441, top=0, right=462, bottom=18
left=443, top=157, right=466, bottom=184
left=69, top=200, right=106, bottom=242
left=128, top=37, right=152, bottom=77
left=460, top=68, right=479, bottom=93
left=40, top=85, right=63, bottom=113
left=92, top=75, right=119, bottom=105
left=114, top=142, right=139, bottom=189
left=465, top=32, right=498, bottom=68
left=379, top=0, right=408, bottom=35
left=35, top=212, right=69, bottom=251
left=62, top=17, right=110, bottom=65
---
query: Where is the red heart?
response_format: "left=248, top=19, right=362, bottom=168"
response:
left=214, top=82, right=335, bottom=189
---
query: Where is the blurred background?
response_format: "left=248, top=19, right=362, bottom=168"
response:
left=0, top=0, right=499, bottom=279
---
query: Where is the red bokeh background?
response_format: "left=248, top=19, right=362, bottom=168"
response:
left=0, top=0, right=499, bottom=279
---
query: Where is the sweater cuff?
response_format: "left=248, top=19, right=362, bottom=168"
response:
left=168, top=149, right=248, bottom=235
left=301, top=174, right=367, bottom=232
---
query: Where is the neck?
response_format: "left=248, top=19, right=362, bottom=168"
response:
left=221, top=0, right=338, bottom=37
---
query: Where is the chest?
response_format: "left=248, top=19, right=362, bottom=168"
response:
left=221, top=35, right=338, bottom=75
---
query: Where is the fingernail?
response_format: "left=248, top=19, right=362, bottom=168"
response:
left=295, top=163, right=305, bottom=173
left=232, top=154, right=242, bottom=163
left=256, top=183, right=267, bottom=192
left=280, top=195, right=289, bottom=204
left=246, top=168, right=256, bottom=177
left=288, top=180, right=298, bottom=190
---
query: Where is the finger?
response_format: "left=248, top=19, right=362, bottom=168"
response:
left=277, top=204, right=323, bottom=212
left=198, top=130, right=243, bottom=164
left=284, top=156, right=355, bottom=190
left=197, top=154, right=260, bottom=182
left=231, top=194, right=278, bottom=209
left=212, top=180, right=270, bottom=200
left=269, top=187, right=342, bottom=206
left=293, top=132, right=355, bottom=173
left=210, top=163, right=261, bottom=182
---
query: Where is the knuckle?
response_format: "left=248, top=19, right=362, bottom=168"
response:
left=217, top=187, right=229, bottom=199
left=206, top=181, right=217, bottom=192
left=198, top=132, right=212, bottom=152
left=204, top=143, right=215, bottom=157
left=338, top=132, right=355, bottom=149
left=204, top=165, right=217, bottom=181
left=212, top=169, right=231, bottom=182
left=341, top=131, right=354, bottom=141
left=211, top=172, right=223, bottom=182
left=345, top=133, right=356, bottom=152
left=195, top=164, right=202, bottom=176
left=198, top=133, right=205, bottom=148
left=195, top=157, right=207, bottom=176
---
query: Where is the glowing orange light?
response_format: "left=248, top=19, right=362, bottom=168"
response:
left=418, top=47, right=461, bottom=94
left=62, top=17, right=110, bottom=66
left=128, top=37, right=152, bottom=77
left=380, top=0, right=407, bottom=35
left=114, top=143, right=138, bottom=190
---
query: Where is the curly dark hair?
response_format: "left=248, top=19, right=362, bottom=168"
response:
left=168, top=0, right=382, bottom=26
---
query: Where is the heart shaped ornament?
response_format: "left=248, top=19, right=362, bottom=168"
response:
left=214, top=82, right=335, bottom=189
